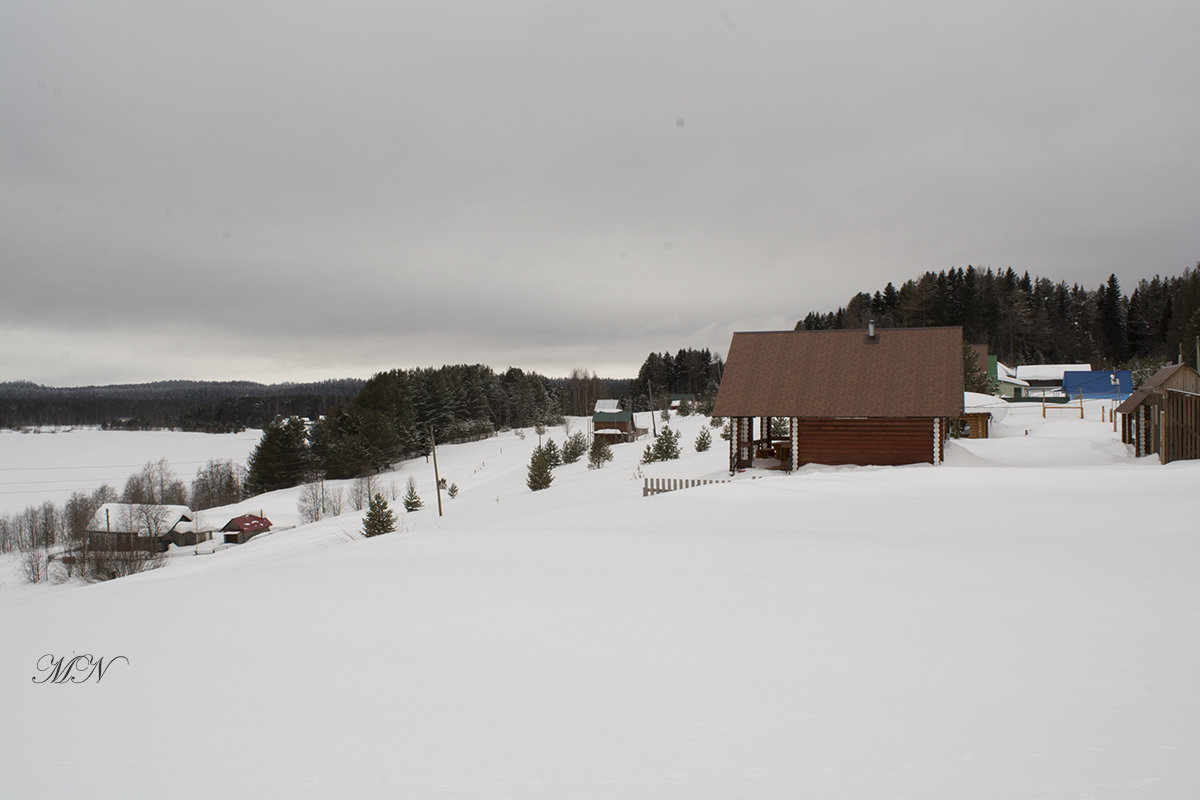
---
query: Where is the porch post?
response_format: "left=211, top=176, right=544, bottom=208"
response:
left=790, top=417, right=799, bottom=472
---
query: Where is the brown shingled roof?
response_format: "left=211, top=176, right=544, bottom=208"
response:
left=712, top=327, right=964, bottom=418
left=1114, top=389, right=1148, bottom=415
left=1140, top=363, right=1192, bottom=391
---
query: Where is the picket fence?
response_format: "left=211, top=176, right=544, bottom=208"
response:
left=642, top=476, right=760, bottom=497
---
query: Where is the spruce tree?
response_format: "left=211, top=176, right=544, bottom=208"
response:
left=542, top=437, right=562, bottom=468
left=651, top=426, right=681, bottom=461
left=402, top=477, right=423, bottom=512
left=587, top=437, right=613, bottom=470
left=246, top=417, right=311, bottom=494
left=527, top=448, right=554, bottom=491
left=362, top=493, right=396, bottom=537
left=562, top=431, right=588, bottom=464
left=695, top=427, right=712, bottom=452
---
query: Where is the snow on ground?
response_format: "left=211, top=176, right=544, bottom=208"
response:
left=0, top=427, right=263, bottom=515
left=2, top=403, right=1199, bottom=798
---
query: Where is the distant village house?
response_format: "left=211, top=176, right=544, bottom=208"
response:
left=221, top=514, right=273, bottom=545
left=86, top=503, right=207, bottom=553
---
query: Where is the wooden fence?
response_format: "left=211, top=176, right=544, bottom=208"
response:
left=643, top=476, right=760, bottom=497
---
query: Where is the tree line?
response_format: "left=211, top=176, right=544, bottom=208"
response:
left=245, top=351, right=725, bottom=493
left=0, top=379, right=365, bottom=431
left=797, top=264, right=1200, bottom=373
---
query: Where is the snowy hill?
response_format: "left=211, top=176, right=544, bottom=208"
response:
left=3, top=405, right=1199, bottom=798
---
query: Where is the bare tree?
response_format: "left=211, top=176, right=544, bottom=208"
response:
left=298, top=478, right=345, bottom=523
left=190, top=459, right=247, bottom=510
left=123, top=459, right=187, bottom=506
left=349, top=474, right=379, bottom=511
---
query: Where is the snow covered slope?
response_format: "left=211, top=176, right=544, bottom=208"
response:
left=2, top=404, right=1198, bottom=798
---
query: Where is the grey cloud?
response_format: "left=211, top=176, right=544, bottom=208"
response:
left=3, top=1, right=1199, bottom=384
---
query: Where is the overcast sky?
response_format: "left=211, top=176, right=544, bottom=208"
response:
left=4, top=1, right=1198, bottom=386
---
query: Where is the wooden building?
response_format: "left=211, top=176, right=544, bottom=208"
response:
left=85, top=503, right=200, bottom=553
left=712, top=326, right=964, bottom=472
left=592, top=399, right=639, bottom=443
left=1116, top=363, right=1200, bottom=463
left=222, top=514, right=273, bottom=545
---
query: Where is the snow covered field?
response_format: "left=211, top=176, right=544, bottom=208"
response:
left=0, top=427, right=262, bottom=515
left=2, top=403, right=1199, bottom=798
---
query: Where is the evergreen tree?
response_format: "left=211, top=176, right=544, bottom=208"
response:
left=642, top=426, right=681, bottom=463
left=562, top=431, right=588, bottom=464
left=1099, top=273, right=1130, bottom=364
left=527, top=447, right=554, bottom=490
left=362, top=493, right=396, bottom=537
left=448, top=483, right=459, bottom=499
left=246, top=417, right=311, bottom=494
left=654, top=426, right=681, bottom=461
left=963, top=341, right=990, bottom=393
left=402, top=477, right=423, bottom=512
left=542, top=437, right=562, bottom=468
left=695, top=427, right=712, bottom=452
left=587, top=437, right=613, bottom=470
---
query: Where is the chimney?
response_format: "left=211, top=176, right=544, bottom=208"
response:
left=866, top=319, right=878, bottom=343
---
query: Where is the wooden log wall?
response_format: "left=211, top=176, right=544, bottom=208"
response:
left=794, top=417, right=936, bottom=466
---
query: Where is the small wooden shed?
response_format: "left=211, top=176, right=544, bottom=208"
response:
left=712, top=326, right=964, bottom=472
left=1116, top=363, right=1200, bottom=463
left=222, top=514, right=273, bottom=545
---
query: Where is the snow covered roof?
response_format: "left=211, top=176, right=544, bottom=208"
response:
left=963, top=391, right=1009, bottom=423
left=86, top=503, right=194, bottom=535
left=994, top=362, right=1028, bottom=386
left=594, top=399, right=620, bottom=412
left=1014, top=364, right=1092, bottom=382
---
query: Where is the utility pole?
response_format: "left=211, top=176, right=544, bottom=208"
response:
left=647, top=381, right=657, bottom=437
left=429, top=425, right=443, bottom=517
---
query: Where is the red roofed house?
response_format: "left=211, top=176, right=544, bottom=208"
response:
left=712, top=325, right=964, bottom=472
left=222, top=514, right=273, bottom=545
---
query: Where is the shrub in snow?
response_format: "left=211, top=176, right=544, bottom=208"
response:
left=402, top=477, right=423, bottom=512
left=642, top=427, right=681, bottom=463
left=695, top=427, right=712, bottom=452
left=448, top=483, right=459, bottom=499
left=527, top=448, right=554, bottom=491
left=542, top=438, right=562, bottom=468
left=587, top=437, right=613, bottom=470
left=562, top=431, right=588, bottom=464
left=362, top=493, right=396, bottom=537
